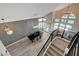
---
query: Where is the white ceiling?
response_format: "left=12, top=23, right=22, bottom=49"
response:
left=0, top=3, right=69, bottom=23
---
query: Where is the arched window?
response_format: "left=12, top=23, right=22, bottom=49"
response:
left=54, top=13, right=75, bottom=31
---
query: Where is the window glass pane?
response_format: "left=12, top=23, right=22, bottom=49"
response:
left=61, top=19, right=66, bottom=23
left=38, top=18, right=43, bottom=22
left=59, top=13, right=75, bottom=31
left=66, top=25, right=72, bottom=29
left=44, top=28, right=49, bottom=32
left=54, top=25, right=58, bottom=30
left=55, top=19, right=60, bottom=22
left=61, top=19, right=64, bottom=22
left=69, top=16, right=75, bottom=19
left=54, top=23, right=59, bottom=26
left=69, top=14, right=75, bottom=19
left=62, top=14, right=68, bottom=18
left=67, top=20, right=74, bottom=24
left=42, top=22, right=47, bottom=29
left=60, top=23, right=65, bottom=27
left=33, top=25, right=38, bottom=29
left=43, top=18, right=47, bottom=21
left=38, top=22, right=42, bottom=28
left=59, top=27, right=64, bottom=29
left=65, top=28, right=68, bottom=31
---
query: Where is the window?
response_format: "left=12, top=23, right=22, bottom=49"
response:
left=33, top=25, right=39, bottom=29
left=38, top=18, right=50, bottom=32
left=53, top=13, right=75, bottom=31
left=38, top=22, right=43, bottom=29
left=38, top=18, right=43, bottom=22
left=61, top=19, right=66, bottom=23
left=54, top=25, right=58, bottom=30
left=55, top=19, right=60, bottom=22
left=53, top=19, right=60, bottom=30
left=54, top=23, right=59, bottom=26
left=60, top=23, right=65, bottom=27
left=59, top=13, right=75, bottom=31
left=67, top=19, right=74, bottom=24
left=62, top=14, right=68, bottom=18
left=59, top=27, right=64, bottom=29
left=66, top=25, right=72, bottom=29
left=69, top=14, right=76, bottom=19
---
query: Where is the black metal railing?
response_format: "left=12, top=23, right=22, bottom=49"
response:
left=37, top=29, right=58, bottom=56
left=65, top=31, right=79, bottom=56
left=37, top=28, right=79, bottom=56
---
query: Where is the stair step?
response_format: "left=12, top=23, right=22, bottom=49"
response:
left=45, top=52, right=51, bottom=56
left=52, top=43, right=65, bottom=52
left=44, top=37, right=69, bottom=56
left=47, top=47, right=60, bottom=56
left=52, top=38, right=69, bottom=51
left=46, top=49, right=54, bottom=56
left=50, top=44, right=64, bottom=56
left=52, top=43, right=64, bottom=53
left=60, top=38, right=70, bottom=44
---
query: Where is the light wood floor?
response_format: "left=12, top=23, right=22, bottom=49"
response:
left=6, top=32, right=50, bottom=56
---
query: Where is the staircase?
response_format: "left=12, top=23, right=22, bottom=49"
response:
left=44, top=37, right=70, bottom=56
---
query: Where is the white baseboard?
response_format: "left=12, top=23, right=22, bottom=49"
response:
left=6, top=37, right=29, bottom=48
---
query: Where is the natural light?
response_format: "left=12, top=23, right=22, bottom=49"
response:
left=54, top=13, right=75, bottom=31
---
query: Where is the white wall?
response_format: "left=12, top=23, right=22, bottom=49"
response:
left=0, top=3, right=68, bottom=23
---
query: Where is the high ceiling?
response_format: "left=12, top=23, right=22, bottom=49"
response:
left=0, top=3, right=69, bottom=23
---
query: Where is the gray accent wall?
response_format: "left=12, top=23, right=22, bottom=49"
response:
left=0, top=18, right=39, bottom=46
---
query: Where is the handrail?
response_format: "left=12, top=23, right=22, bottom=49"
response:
left=37, top=28, right=78, bottom=56
left=37, top=29, right=58, bottom=56
left=67, top=31, right=79, bottom=49
left=65, top=31, right=79, bottom=56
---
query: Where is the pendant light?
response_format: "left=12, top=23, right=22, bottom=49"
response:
left=1, top=18, right=13, bottom=35
left=63, top=4, right=71, bottom=18
left=4, top=25, right=13, bottom=35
